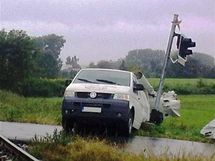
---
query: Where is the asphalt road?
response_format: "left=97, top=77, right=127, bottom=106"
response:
left=0, top=121, right=62, bottom=141
left=0, top=121, right=215, bottom=157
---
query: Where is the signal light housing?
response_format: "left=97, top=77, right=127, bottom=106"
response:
left=176, top=35, right=196, bottom=59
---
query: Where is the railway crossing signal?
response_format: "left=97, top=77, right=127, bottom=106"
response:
left=154, top=14, right=196, bottom=115
left=176, top=35, right=196, bottom=59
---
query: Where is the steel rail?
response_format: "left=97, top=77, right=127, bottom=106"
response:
left=0, top=134, right=40, bottom=161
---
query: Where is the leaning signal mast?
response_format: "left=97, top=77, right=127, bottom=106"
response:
left=153, top=14, right=196, bottom=119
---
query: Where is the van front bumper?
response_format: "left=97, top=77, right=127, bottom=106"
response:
left=62, top=97, right=130, bottom=126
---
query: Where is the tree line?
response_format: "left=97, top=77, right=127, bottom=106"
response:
left=88, top=49, right=215, bottom=78
left=0, top=29, right=214, bottom=95
left=0, top=29, right=66, bottom=93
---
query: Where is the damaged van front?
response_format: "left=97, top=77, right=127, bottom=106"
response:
left=62, top=68, right=150, bottom=136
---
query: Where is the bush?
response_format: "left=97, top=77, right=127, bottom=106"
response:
left=22, top=78, right=66, bottom=97
left=163, top=84, right=215, bottom=95
left=1, top=78, right=214, bottom=97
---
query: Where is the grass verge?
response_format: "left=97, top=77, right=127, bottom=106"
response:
left=28, top=131, right=215, bottom=161
left=0, top=90, right=215, bottom=142
left=137, top=95, right=215, bottom=143
left=0, top=90, right=61, bottom=124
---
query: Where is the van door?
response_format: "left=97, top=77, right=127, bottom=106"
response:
left=137, top=83, right=150, bottom=122
left=131, top=75, right=147, bottom=127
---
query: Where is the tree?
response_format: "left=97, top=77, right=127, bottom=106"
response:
left=90, top=59, right=122, bottom=69
left=88, top=62, right=96, bottom=68
left=125, top=49, right=164, bottom=77
left=71, top=56, right=81, bottom=69
left=125, top=49, right=215, bottom=78
left=0, top=29, right=37, bottom=92
left=65, top=56, right=81, bottom=68
left=96, top=60, right=115, bottom=69
left=119, top=60, right=127, bottom=70
left=34, top=34, right=66, bottom=78
left=66, top=56, right=72, bottom=65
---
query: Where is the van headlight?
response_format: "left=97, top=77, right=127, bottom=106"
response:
left=64, top=90, right=75, bottom=97
left=113, top=94, right=129, bottom=101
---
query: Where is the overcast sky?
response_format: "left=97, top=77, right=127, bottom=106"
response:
left=0, top=0, right=214, bottom=65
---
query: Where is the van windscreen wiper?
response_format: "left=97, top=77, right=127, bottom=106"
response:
left=96, top=79, right=118, bottom=85
left=77, top=78, right=96, bottom=83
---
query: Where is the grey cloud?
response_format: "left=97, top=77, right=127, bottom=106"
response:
left=2, top=0, right=214, bottom=25
left=0, top=0, right=214, bottom=64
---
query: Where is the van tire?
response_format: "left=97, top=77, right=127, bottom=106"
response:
left=62, top=119, right=73, bottom=133
left=119, top=112, right=133, bottom=137
left=149, top=109, right=164, bottom=125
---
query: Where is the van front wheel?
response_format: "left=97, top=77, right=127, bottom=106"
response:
left=62, top=119, right=73, bottom=133
left=119, top=112, right=133, bottom=137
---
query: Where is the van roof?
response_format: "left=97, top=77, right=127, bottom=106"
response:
left=81, top=68, right=132, bottom=74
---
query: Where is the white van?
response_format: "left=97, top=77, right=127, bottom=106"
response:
left=62, top=68, right=180, bottom=136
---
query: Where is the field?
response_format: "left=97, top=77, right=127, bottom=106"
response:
left=148, top=78, right=215, bottom=86
left=1, top=78, right=215, bottom=161
left=137, top=95, right=215, bottom=142
left=0, top=89, right=215, bottom=142
left=148, top=78, right=215, bottom=94
left=0, top=90, right=61, bottom=124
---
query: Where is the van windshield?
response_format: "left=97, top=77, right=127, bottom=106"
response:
left=73, top=70, right=130, bottom=86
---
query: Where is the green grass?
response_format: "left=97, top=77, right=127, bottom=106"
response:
left=137, top=95, right=215, bottom=142
left=147, top=78, right=215, bottom=94
left=0, top=90, right=62, bottom=124
left=28, top=131, right=215, bottom=161
left=1, top=90, right=215, bottom=142
left=148, top=78, right=215, bottom=87
left=1, top=90, right=215, bottom=160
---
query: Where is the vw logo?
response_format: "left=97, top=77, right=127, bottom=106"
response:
left=90, top=92, right=97, bottom=99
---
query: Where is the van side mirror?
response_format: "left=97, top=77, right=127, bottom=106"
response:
left=65, top=79, right=72, bottom=87
left=134, top=84, right=144, bottom=91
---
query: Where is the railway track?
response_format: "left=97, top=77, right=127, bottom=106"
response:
left=0, top=134, right=39, bottom=161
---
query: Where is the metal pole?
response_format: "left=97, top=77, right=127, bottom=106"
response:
left=154, top=14, right=180, bottom=111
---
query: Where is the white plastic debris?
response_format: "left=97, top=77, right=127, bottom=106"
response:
left=200, top=119, right=215, bottom=139
left=162, top=91, right=181, bottom=117
left=148, top=91, right=180, bottom=117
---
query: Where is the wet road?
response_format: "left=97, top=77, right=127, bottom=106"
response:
left=125, top=136, right=215, bottom=157
left=0, top=121, right=62, bottom=141
left=1, top=121, right=215, bottom=156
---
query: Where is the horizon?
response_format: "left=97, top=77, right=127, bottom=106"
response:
left=1, top=0, right=214, bottom=64
left=62, top=49, right=215, bottom=67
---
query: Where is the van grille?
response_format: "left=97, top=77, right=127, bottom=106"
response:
left=73, top=102, right=110, bottom=108
left=76, top=92, right=113, bottom=99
